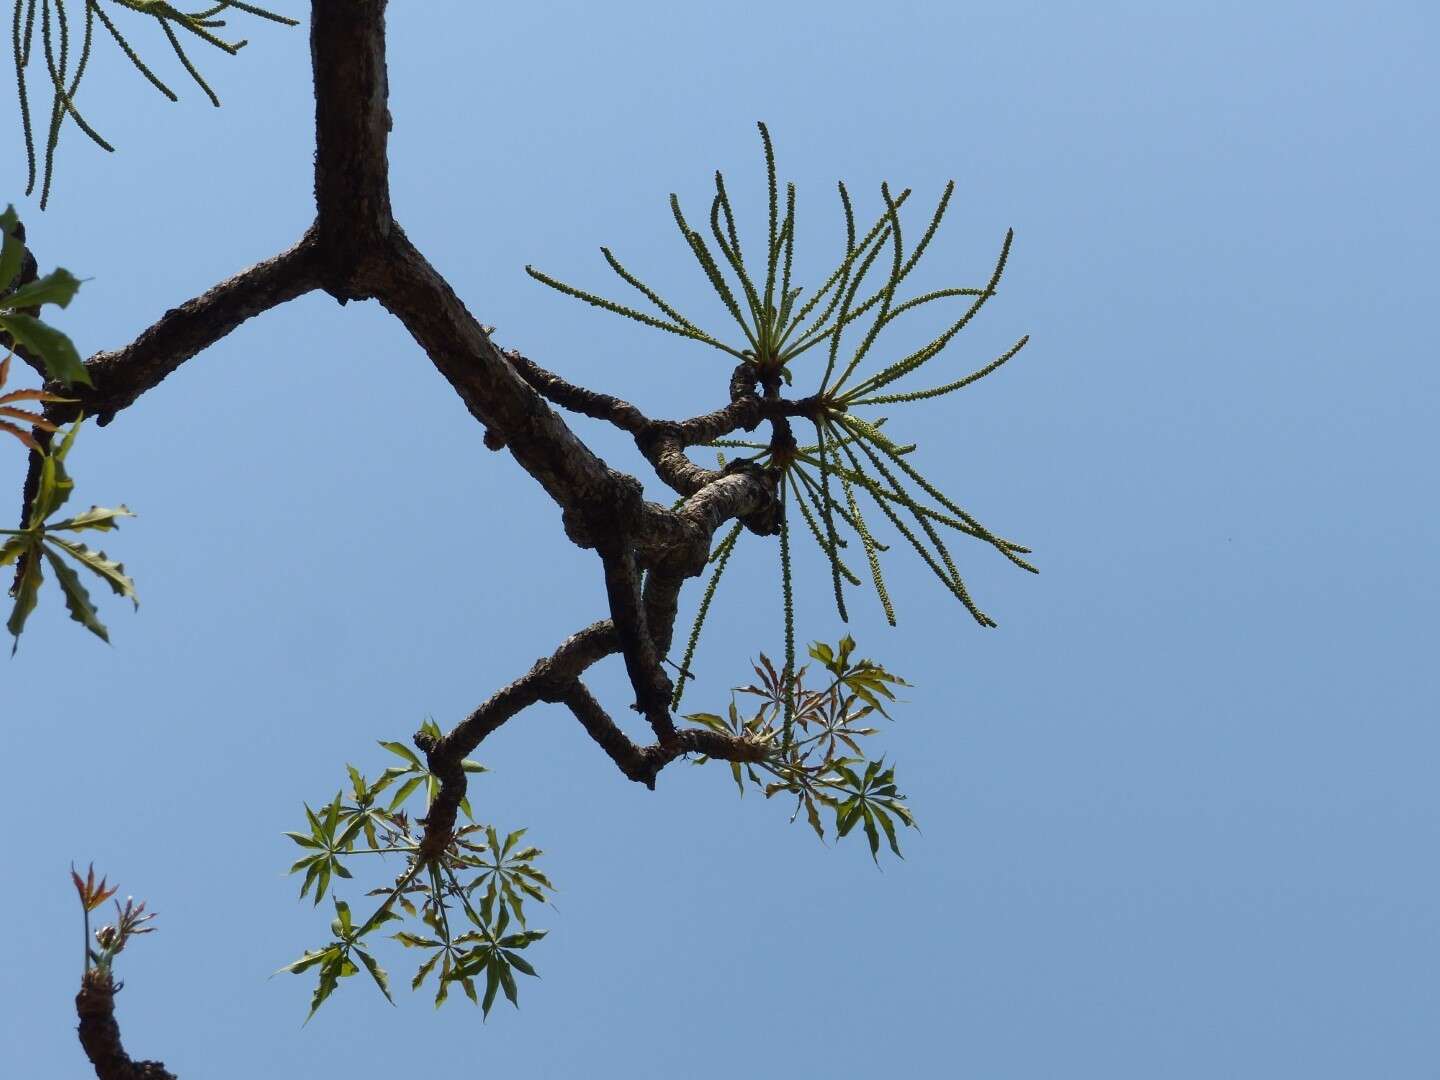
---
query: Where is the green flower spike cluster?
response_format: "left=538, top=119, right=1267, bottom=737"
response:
left=527, top=125, right=1036, bottom=724
left=11, top=0, right=297, bottom=207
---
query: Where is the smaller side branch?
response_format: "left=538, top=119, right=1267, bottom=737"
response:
left=506, top=349, right=649, bottom=435
left=504, top=350, right=809, bottom=510
left=559, top=679, right=652, bottom=783
left=54, top=231, right=323, bottom=425
left=600, top=549, right=675, bottom=741
left=560, top=680, right=769, bottom=789
left=503, top=346, right=725, bottom=497
left=414, top=620, right=621, bottom=857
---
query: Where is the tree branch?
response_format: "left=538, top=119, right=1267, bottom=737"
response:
left=600, top=548, right=675, bottom=741
left=75, top=972, right=176, bottom=1080
left=559, top=680, right=770, bottom=789
left=22, top=0, right=836, bottom=1058
left=311, top=0, right=394, bottom=298
left=642, top=569, right=685, bottom=661
left=414, top=620, right=621, bottom=855
left=53, top=232, right=323, bottom=426
left=505, top=349, right=649, bottom=435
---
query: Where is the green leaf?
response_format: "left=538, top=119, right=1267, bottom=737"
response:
left=0, top=313, right=88, bottom=386
left=499, top=961, right=519, bottom=1006
left=503, top=951, right=538, bottom=978
left=299, top=860, right=322, bottom=900
left=2, top=268, right=82, bottom=311
left=378, top=740, right=423, bottom=769
left=0, top=534, right=31, bottom=567
left=482, top=960, right=500, bottom=1016
left=411, top=949, right=441, bottom=990
left=305, top=964, right=340, bottom=1022
left=332, top=898, right=352, bottom=937
left=334, top=813, right=367, bottom=853
left=46, top=538, right=137, bottom=608
left=873, top=804, right=904, bottom=857
left=388, top=775, right=424, bottom=811
left=685, top=711, right=727, bottom=733
left=275, top=946, right=332, bottom=977
left=7, top=550, right=43, bottom=651
left=355, top=948, right=394, bottom=1004
left=41, top=547, right=109, bottom=642
left=30, top=445, right=74, bottom=525
left=302, top=802, right=327, bottom=840
left=803, top=795, right=825, bottom=841
left=48, top=505, right=135, bottom=533
left=861, top=806, right=881, bottom=862
left=0, top=206, right=24, bottom=291
left=435, top=953, right=451, bottom=1008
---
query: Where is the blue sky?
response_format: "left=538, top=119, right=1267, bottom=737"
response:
left=3, top=2, right=1437, bottom=1077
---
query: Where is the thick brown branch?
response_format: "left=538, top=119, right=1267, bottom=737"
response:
left=311, top=0, right=394, bottom=297
left=502, top=349, right=791, bottom=541
left=53, top=233, right=322, bottom=426
left=371, top=229, right=652, bottom=546
left=75, top=972, right=176, bottom=1080
left=636, top=420, right=726, bottom=496
left=677, top=465, right=781, bottom=539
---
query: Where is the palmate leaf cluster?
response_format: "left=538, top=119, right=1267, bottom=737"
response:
left=10, top=0, right=297, bottom=208
left=685, top=636, right=917, bottom=863
left=0, top=415, right=136, bottom=648
left=280, top=731, right=552, bottom=1021
left=528, top=126, right=1036, bottom=718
